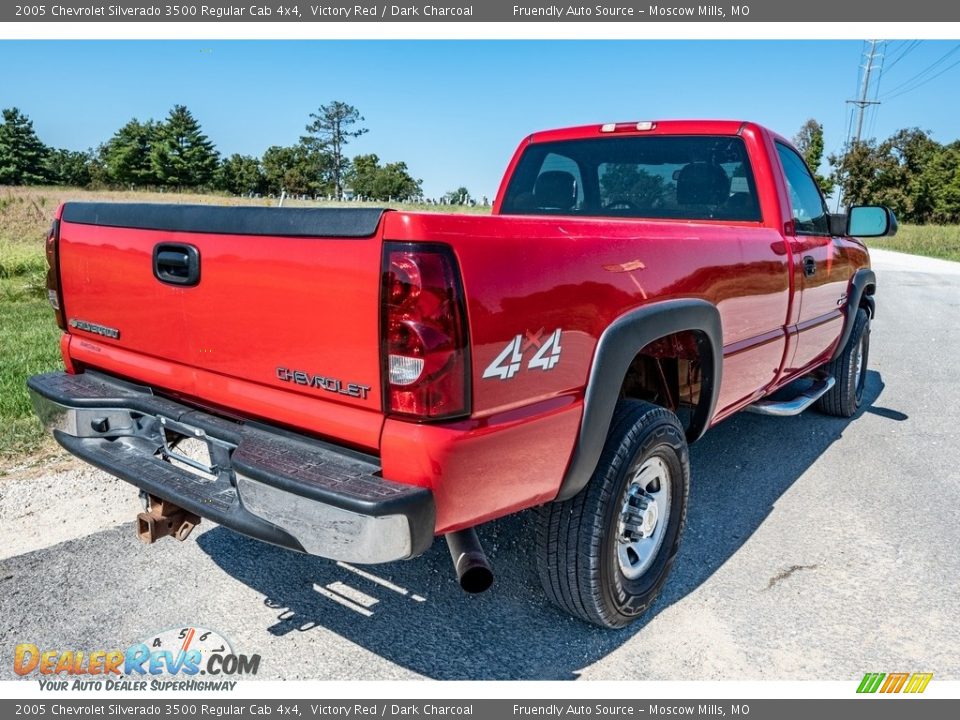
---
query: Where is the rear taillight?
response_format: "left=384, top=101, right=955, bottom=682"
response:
left=381, top=243, right=470, bottom=420
left=45, top=219, right=66, bottom=330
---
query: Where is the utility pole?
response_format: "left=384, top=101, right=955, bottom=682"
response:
left=837, top=40, right=884, bottom=210
left=848, top=39, right=883, bottom=146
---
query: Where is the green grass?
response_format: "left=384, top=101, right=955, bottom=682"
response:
left=0, top=241, right=47, bottom=279
left=0, top=277, right=63, bottom=458
left=867, top=224, right=960, bottom=262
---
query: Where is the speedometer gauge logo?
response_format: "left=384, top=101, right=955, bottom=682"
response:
left=139, top=626, right=233, bottom=676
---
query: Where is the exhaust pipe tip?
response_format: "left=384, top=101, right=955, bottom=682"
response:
left=445, top=528, right=493, bottom=594
left=457, top=561, right=494, bottom=594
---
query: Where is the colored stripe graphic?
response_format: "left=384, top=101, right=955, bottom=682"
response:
left=857, top=672, right=933, bottom=694
left=880, top=673, right=909, bottom=693
left=904, top=673, right=933, bottom=694
left=857, top=673, right=885, bottom=693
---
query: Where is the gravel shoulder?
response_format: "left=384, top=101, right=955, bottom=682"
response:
left=0, top=454, right=140, bottom=562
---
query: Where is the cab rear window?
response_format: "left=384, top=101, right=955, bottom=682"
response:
left=500, top=135, right=761, bottom=222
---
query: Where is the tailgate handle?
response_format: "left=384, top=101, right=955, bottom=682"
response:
left=153, top=244, right=200, bottom=286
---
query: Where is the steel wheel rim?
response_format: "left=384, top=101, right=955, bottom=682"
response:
left=616, top=456, right=672, bottom=580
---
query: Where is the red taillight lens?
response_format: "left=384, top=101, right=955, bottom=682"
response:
left=382, top=243, right=470, bottom=420
left=45, top=219, right=66, bottom=330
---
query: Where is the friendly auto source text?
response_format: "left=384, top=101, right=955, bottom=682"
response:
left=513, top=705, right=740, bottom=716
left=512, top=5, right=746, bottom=17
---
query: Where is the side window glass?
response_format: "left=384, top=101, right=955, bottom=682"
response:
left=776, top=143, right=829, bottom=235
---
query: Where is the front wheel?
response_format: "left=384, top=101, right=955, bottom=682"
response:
left=536, top=400, right=690, bottom=628
left=816, top=307, right=871, bottom=418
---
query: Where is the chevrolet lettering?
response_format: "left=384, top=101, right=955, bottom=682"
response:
left=275, top=367, right=371, bottom=400
left=67, top=318, right=120, bottom=340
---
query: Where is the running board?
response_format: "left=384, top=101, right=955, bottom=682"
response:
left=746, top=376, right=836, bottom=417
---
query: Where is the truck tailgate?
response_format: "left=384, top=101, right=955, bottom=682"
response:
left=57, top=203, right=387, bottom=450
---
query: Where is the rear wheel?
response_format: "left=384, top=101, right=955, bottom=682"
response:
left=536, top=400, right=689, bottom=628
left=816, top=307, right=871, bottom=417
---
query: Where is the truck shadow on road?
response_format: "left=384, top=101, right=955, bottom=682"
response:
left=198, top=371, right=899, bottom=680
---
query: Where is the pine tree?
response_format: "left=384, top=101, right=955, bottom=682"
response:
left=44, top=148, right=93, bottom=187
left=101, top=119, right=158, bottom=187
left=301, top=101, right=367, bottom=200
left=150, top=105, right=220, bottom=189
left=0, top=107, right=49, bottom=185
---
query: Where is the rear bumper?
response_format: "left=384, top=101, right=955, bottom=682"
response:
left=27, top=371, right=435, bottom=563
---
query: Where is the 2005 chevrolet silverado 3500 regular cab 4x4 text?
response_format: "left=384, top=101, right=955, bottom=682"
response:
left=29, top=120, right=896, bottom=627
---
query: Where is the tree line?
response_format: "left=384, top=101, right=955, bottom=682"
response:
left=0, top=101, right=450, bottom=203
left=5, top=104, right=955, bottom=220
left=796, top=118, right=960, bottom=225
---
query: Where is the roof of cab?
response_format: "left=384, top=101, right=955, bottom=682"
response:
left=528, top=120, right=755, bottom=144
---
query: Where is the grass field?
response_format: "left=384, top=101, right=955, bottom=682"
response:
left=1, top=185, right=958, bottom=458
left=0, top=276, right=63, bottom=460
left=865, top=223, right=960, bottom=262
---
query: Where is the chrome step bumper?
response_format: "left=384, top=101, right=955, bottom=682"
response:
left=27, top=371, right=435, bottom=563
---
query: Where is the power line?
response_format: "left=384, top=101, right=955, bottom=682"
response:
left=883, top=40, right=922, bottom=73
left=866, top=40, right=888, bottom=140
left=880, top=43, right=960, bottom=98
left=883, top=52, right=960, bottom=100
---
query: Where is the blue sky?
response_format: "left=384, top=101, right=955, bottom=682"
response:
left=2, top=40, right=959, bottom=199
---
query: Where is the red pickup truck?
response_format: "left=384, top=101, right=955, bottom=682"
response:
left=29, top=120, right=895, bottom=628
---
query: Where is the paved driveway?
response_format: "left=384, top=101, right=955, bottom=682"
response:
left=2, top=248, right=957, bottom=681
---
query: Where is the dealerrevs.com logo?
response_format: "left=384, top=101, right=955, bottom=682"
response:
left=13, top=626, right=260, bottom=691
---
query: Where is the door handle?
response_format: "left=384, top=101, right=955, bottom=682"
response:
left=802, top=255, right=817, bottom=277
left=153, top=243, right=200, bottom=286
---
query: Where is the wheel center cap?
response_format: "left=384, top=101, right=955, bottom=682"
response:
left=639, top=502, right=659, bottom=537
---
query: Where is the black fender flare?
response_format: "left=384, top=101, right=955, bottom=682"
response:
left=830, top=268, right=877, bottom=362
left=554, top=299, right=723, bottom=502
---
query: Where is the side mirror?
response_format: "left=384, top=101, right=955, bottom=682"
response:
left=847, top=205, right=898, bottom=237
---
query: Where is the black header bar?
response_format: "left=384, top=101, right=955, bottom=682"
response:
left=3, top=1, right=958, bottom=23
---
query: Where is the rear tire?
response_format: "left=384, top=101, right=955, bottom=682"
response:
left=816, top=307, right=871, bottom=418
left=536, top=400, right=689, bottom=628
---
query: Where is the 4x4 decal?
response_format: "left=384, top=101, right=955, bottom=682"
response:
left=482, top=328, right=563, bottom=380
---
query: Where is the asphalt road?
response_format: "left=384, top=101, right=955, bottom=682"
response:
left=1, top=248, right=958, bottom=681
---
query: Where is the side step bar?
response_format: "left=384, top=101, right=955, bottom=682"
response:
left=746, top=376, right=836, bottom=417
